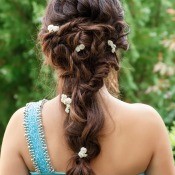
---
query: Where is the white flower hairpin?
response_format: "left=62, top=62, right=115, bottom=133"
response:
left=108, top=40, right=117, bottom=53
left=78, top=147, right=88, bottom=158
left=75, top=44, right=85, bottom=52
left=61, top=94, right=72, bottom=114
left=48, top=24, right=60, bottom=33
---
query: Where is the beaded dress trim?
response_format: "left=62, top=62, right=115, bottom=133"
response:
left=23, top=100, right=55, bottom=173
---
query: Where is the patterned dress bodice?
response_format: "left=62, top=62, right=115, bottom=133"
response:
left=23, top=100, right=145, bottom=175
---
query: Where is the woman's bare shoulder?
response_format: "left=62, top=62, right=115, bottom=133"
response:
left=114, top=99, right=164, bottom=124
left=115, top=101, right=174, bottom=174
left=0, top=107, right=26, bottom=162
left=4, top=107, right=25, bottom=134
left=4, top=107, right=26, bottom=143
left=111, top=99, right=167, bottom=139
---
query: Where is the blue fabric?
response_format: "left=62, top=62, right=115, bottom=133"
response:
left=30, top=172, right=65, bottom=175
left=30, top=172, right=145, bottom=175
left=24, top=100, right=54, bottom=173
left=24, top=100, right=145, bottom=175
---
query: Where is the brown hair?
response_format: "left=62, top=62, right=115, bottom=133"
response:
left=38, top=0, right=129, bottom=174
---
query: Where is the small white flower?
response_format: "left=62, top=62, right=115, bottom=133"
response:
left=108, top=40, right=117, bottom=53
left=78, top=147, right=88, bottom=158
left=64, top=97, right=72, bottom=105
left=108, top=40, right=113, bottom=45
left=66, top=104, right=70, bottom=108
left=80, top=147, right=87, bottom=153
left=112, top=48, right=115, bottom=53
left=61, top=94, right=72, bottom=114
left=61, top=94, right=67, bottom=103
left=75, top=44, right=85, bottom=52
left=48, top=24, right=60, bottom=33
left=65, top=107, right=70, bottom=114
left=80, top=44, right=85, bottom=49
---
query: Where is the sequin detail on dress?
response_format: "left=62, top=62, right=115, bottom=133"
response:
left=23, top=100, right=55, bottom=173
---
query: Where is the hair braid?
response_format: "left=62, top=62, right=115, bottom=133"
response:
left=38, top=0, right=129, bottom=175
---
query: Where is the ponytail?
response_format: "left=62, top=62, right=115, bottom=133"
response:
left=38, top=0, right=129, bottom=174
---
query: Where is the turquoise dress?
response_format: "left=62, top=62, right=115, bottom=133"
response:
left=23, top=100, right=145, bottom=175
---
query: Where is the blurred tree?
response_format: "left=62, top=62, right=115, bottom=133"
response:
left=120, top=0, right=175, bottom=126
left=0, top=0, right=51, bottom=144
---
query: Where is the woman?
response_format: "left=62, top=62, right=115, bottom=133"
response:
left=0, top=0, right=174, bottom=175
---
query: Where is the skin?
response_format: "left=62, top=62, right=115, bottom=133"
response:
left=0, top=81, right=174, bottom=175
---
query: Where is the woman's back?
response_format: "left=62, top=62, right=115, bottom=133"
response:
left=17, top=88, right=173, bottom=175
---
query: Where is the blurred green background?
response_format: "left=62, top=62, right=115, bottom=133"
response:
left=0, top=0, right=175, bottom=157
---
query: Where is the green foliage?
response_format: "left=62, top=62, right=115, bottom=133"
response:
left=0, top=0, right=175, bottom=154
left=0, top=0, right=52, bottom=144
left=120, top=0, right=175, bottom=126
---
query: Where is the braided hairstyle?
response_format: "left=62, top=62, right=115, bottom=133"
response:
left=38, top=0, right=129, bottom=175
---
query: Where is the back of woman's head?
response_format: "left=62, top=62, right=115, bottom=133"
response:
left=38, top=0, right=129, bottom=175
